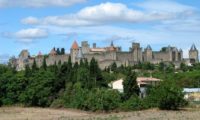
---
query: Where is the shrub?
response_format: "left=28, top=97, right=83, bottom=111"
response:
left=158, top=81, right=188, bottom=110
left=145, top=80, right=188, bottom=110
left=143, top=86, right=160, bottom=108
left=120, top=96, right=147, bottom=111
left=60, top=83, right=121, bottom=111
left=86, top=89, right=121, bottom=111
left=50, top=99, right=65, bottom=108
left=69, top=84, right=89, bottom=110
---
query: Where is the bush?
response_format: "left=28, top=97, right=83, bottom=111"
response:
left=145, top=80, right=188, bottom=110
left=61, top=86, right=121, bottom=111
left=158, top=81, right=188, bottom=110
left=0, top=99, right=2, bottom=107
left=50, top=99, right=65, bottom=108
left=86, top=89, right=121, bottom=111
left=120, top=96, right=147, bottom=111
left=69, top=83, right=89, bottom=110
left=143, top=86, right=160, bottom=108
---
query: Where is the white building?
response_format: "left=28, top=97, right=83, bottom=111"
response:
left=109, top=77, right=161, bottom=97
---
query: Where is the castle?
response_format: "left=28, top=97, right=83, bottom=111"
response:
left=9, top=41, right=199, bottom=71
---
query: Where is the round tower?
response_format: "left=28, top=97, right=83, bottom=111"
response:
left=70, top=41, right=79, bottom=63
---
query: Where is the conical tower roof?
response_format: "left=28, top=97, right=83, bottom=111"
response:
left=190, top=44, right=197, bottom=51
left=71, top=41, right=79, bottom=49
left=146, top=45, right=152, bottom=50
left=111, top=41, right=114, bottom=47
left=38, top=51, right=42, bottom=56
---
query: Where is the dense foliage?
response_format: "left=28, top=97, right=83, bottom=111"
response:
left=144, top=81, right=188, bottom=110
left=123, top=70, right=140, bottom=100
left=0, top=60, right=194, bottom=110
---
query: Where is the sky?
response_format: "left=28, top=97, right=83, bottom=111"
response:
left=0, top=0, right=200, bottom=63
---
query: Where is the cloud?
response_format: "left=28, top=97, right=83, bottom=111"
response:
left=21, top=16, right=39, bottom=25
left=15, top=28, right=48, bottom=39
left=133, top=0, right=200, bottom=33
left=104, top=35, right=135, bottom=43
left=155, top=17, right=200, bottom=32
left=21, top=2, right=196, bottom=27
left=57, top=32, right=78, bottom=41
left=0, top=0, right=87, bottom=8
left=135, top=0, right=196, bottom=13
left=1, top=28, right=48, bottom=43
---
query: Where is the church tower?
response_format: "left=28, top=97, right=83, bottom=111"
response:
left=189, top=44, right=199, bottom=63
left=70, top=41, right=79, bottom=63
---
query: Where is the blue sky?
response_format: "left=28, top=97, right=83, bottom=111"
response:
left=0, top=0, right=200, bottom=63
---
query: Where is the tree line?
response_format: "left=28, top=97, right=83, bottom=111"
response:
left=0, top=58, right=189, bottom=111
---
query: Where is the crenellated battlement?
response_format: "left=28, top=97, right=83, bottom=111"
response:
left=10, top=41, right=199, bottom=71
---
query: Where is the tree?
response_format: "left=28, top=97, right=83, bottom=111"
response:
left=111, top=62, right=117, bottom=72
left=56, top=48, right=61, bottom=55
left=61, top=48, right=65, bottom=55
left=42, top=57, right=47, bottom=70
left=120, top=96, right=146, bottom=111
left=123, top=70, right=140, bottom=100
left=161, top=47, right=167, bottom=52
left=67, top=56, right=72, bottom=69
left=32, top=59, right=38, bottom=71
left=159, top=62, right=165, bottom=71
left=86, top=89, right=121, bottom=111
left=89, top=58, right=97, bottom=88
left=77, top=67, right=90, bottom=88
left=142, top=62, right=154, bottom=70
left=71, top=62, right=79, bottom=83
left=89, top=57, right=106, bottom=88
left=180, top=62, right=187, bottom=72
left=80, top=59, right=84, bottom=67
left=84, top=59, right=89, bottom=69
left=56, top=62, right=69, bottom=90
left=158, top=80, right=187, bottom=110
left=19, top=69, right=56, bottom=107
left=24, top=64, right=31, bottom=77
left=58, top=60, right=62, bottom=66
left=145, top=80, right=188, bottom=110
left=166, top=63, right=175, bottom=73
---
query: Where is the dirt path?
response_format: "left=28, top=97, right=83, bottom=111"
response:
left=0, top=107, right=200, bottom=120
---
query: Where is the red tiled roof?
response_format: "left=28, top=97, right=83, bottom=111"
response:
left=90, top=48, right=106, bottom=52
left=71, top=41, right=79, bottom=49
left=137, top=77, right=161, bottom=82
